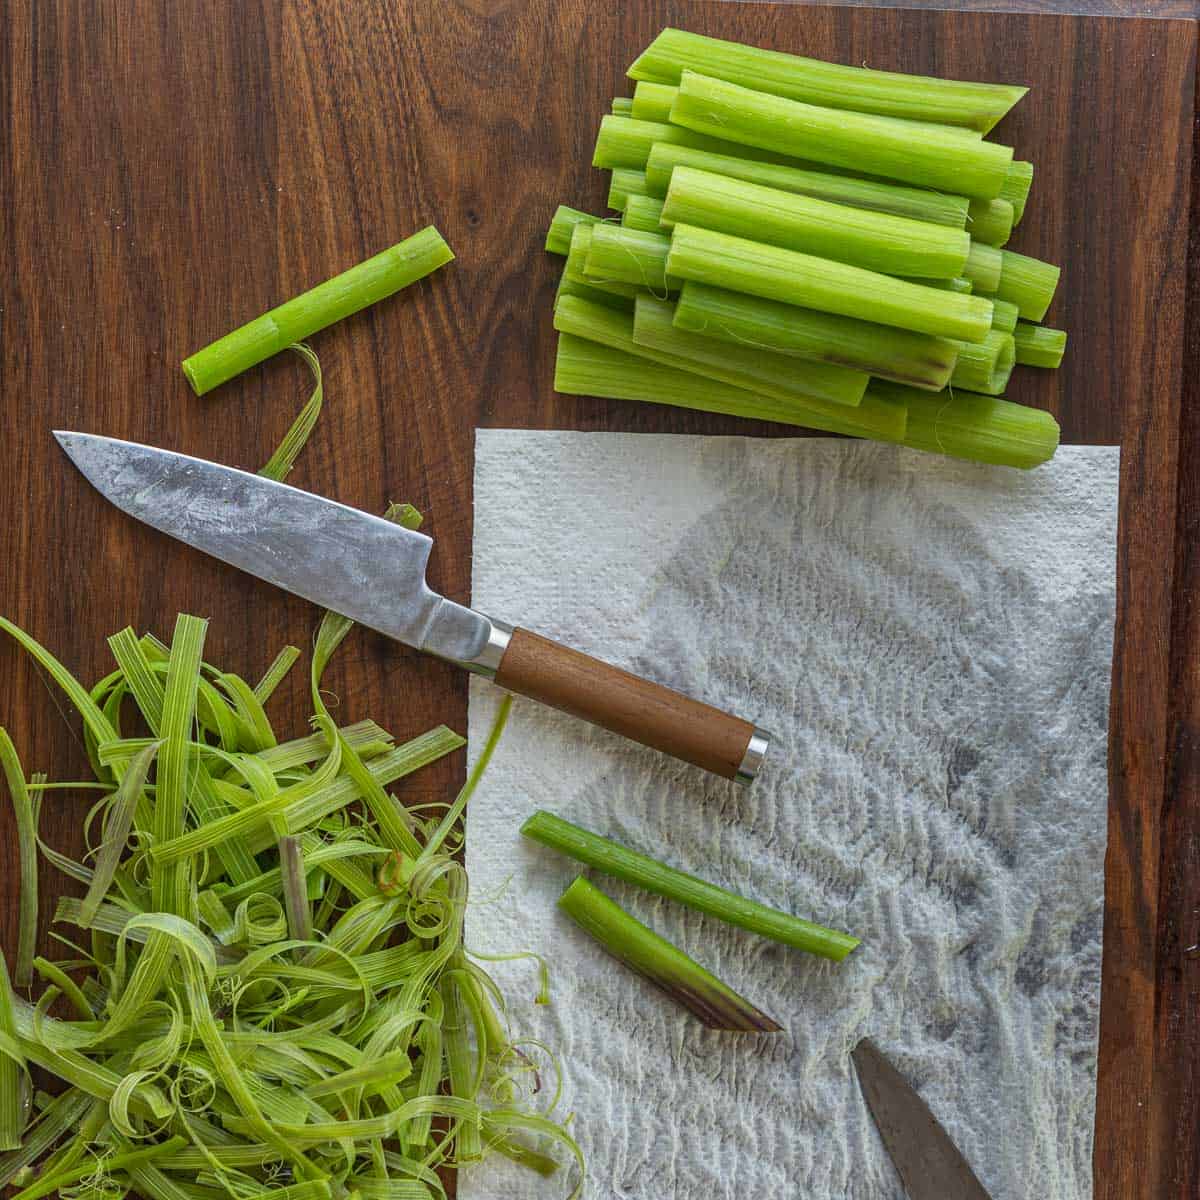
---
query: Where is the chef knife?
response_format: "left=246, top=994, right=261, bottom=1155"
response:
left=55, top=432, right=770, bottom=784
left=851, top=1038, right=993, bottom=1200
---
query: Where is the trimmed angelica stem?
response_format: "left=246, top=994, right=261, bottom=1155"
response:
left=660, top=166, right=969, bottom=279
left=949, top=331, right=1015, bottom=395
left=673, top=280, right=960, bottom=392
left=555, top=294, right=873, bottom=415
left=990, top=299, right=1020, bottom=334
left=869, top=380, right=1060, bottom=468
left=553, top=332, right=909, bottom=441
left=556, top=274, right=636, bottom=315
left=0, top=953, right=24, bottom=1150
left=592, top=114, right=795, bottom=172
left=669, top=71, right=1013, bottom=200
left=1013, top=322, right=1068, bottom=368
left=611, top=96, right=634, bottom=116
left=558, top=877, right=781, bottom=1032
left=545, top=206, right=600, bottom=256
left=565, top=225, right=640, bottom=300
left=666, top=223, right=994, bottom=343
left=522, top=810, right=860, bottom=960
left=644, top=142, right=970, bottom=228
left=1001, top=161, right=1034, bottom=224
left=182, top=227, right=454, bottom=395
left=967, top=198, right=1014, bottom=247
left=990, top=249, right=1061, bottom=321
left=963, top=242, right=1002, bottom=293
left=628, top=27, right=1027, bottom=132
left=621, top=194, right=666, bottom=233
left=628, top=294, right=868, bottom=407
left=585, top=225, right=679, bottom=293
left=631, top=80, right=678, bottom=122
left=900, top=276, right=972, bottom=294
left=608, top=168, right=649, bottom=211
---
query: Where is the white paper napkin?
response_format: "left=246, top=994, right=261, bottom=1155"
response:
left=461, top=431, right=1119, bottom=1200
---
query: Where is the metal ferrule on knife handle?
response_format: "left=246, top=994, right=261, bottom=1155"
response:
left=454, top=615, right=771, bottom=785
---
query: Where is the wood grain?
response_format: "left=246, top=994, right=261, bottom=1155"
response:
left=495, top=628, right=759, bottom=779
left=0, top=2, right=1196, bottom=1196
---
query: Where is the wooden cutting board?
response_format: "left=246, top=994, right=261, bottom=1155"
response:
left=1, top=2, right=1196, bottom=1196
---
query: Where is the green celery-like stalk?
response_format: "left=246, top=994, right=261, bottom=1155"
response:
left=611, top=96, right=634, bottom=116
left=870, top=380, right=1060, bottom=467
left=660, top=166, right=968, bottom=279
left=899, top=276, right=972, bottom=294
left=631, top=80, right=678, bottom=122
left=673, top=280, right=959, bottom=391
left=585, top=225, right=679, bottom=293
left=967, top=198, right=1014, bottom=247
left=666, top=223, right=993, bottom=342
left=628, top=28, right=1027, bottom=132
left=592, top=114, right=796, bottom=172
left=556, top=274, right=635, bottom=315
left=670, top=71, right=1013, bottom=200
left=556, top=293, right=871, bottom=414
left=990, top=299, right=1020, bottom=333
left=0, top=730, right=36, bottom=986
left=182, top=228, right=455, bottom=395
left=558, top=877, right=781, bottom=1032
left=949, top=331, right=1015, bottom=395
left=621, top=194, right=666, bottom=233
left=1013, top=322, right=1068, bottom=368
left=565, top=225, right=641, bottom=300
left=627, top=294, right=868, bottom=407
left=0, top=954, right=25, bottom=1150
left=523, top=811, right=859, bottom=960
left=644, top=142, right=970, bottom=228
left=554, top=332, right=908, bottom=441
left=607, top=168, right=650, bottom=211
left=545, top=206, right=600, bottom=256
left=963, top=241, right=1002, bottom=293
left=990, top=249, right=1060, bottom=321
left=1001, top=161, right=1034, bottom=223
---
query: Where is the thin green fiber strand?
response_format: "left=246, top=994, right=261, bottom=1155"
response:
left=627, top=28, right=1027, bottom=132
left=669, top=71, right=1012, bottom=201
left=257, top=343, right=323, bottom=483
left=10, top=1133, right=188, bottom=1200
left=1, top=729, right=38, bottom=985
left=584, top=224, right=680, bottom=294
left=181, top=227, right=455, bottom=395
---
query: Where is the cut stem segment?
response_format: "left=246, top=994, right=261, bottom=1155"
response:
left=628, top=28, right=1027, bottom=131
left=665, top=223, right=994, bottom=342
left=558, top=877, right=781, bottom=1032
left=607, top=169, right=650, bottom=211
left=963, top=242, right=1002, bottom=293
left=611, top=96, right=634, bottom=116
left=967, top=198, right=1014, bottom=247
left=556, top=293, right=870, bottom=412
left=1013, top=322, right=1068, bottom=367
left=631, top=80, right=678, bottom=122
left=585, top=225, right=679, bottom=292
left=990, top=299, right=1020, bottom=333
left=660, top=166, right=969, bottom=278
left=669, top=71, right=1013, bottom=200
left=545, top=206, right=601, bottom=256
left=592, top=113, right=795, bottom=172
left=522, top=810, right=860, bottom=960
left=554, top=332, right=908, bottom=441
left=182, top=228, right=454, bottom=395
left=565, top=225, right=641, bottom=300
left=672, top=280, right=960, bottom=391
left=1001, top=161, right=1034, bottom=224
left=949, top=331, right=1016, bottom=395
left=621, top=194, right=666, bottom=233
left=644, top=142, right=970, bottom=228
left=991, top=249, right=1061, bottom=321
left=869, top=380, right=1060, bottom=467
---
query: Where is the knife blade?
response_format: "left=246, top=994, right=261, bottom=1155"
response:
left=55, top=432, right=771, bottom=785
left=851, top=1038, right=993, bottom=1200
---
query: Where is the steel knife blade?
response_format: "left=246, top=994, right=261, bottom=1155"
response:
left=852, top=1038, right=993, bottom=1200
left=55, top=432, right=771, bottom=785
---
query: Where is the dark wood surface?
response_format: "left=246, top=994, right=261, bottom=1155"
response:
left=1, top=2, right=1197, bottom=1196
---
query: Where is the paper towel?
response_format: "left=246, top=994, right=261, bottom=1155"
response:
left=461, top=431, right=1119, bottom=1200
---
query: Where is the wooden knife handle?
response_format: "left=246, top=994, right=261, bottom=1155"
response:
left=493, top=627, right=769, bottom=784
